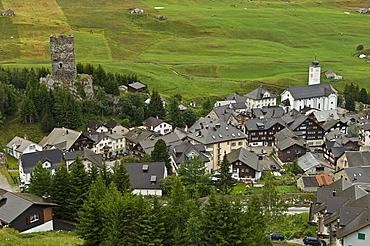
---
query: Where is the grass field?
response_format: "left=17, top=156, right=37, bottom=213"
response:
left=1, top=0, right=370, bottom=100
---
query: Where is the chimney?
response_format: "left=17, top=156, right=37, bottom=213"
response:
left=42, top=193, right=51, bottom=203
left=332, top=190, right=336, bottom=197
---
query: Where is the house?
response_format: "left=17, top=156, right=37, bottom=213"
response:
left=288, top=114, right=325, bottom=147
left=322, top=70, right=342, bottom=79
left=103, top=119, right=129, bottom=135
left=145, top=94, right=167, bottom=107
left=39, top=127, right=94, bottom=152
left=131, top=132, right=182, bottom=160
left=0, top=189, right=57, bottom=233
left=334, top=166, right=370, bottom=184
left=130, top=7, right=144, bottom=14
left=274, top=131, right=307, bottom=163
left=205, top=105, right=240, bottom=127
left=127, top=82, right=147, bottom=93
left=297, top=173, right=333, bottom=192
left=336, top=151, right=370, bottom=172
left=226, top=147, right=262, bottom=181
left=123, top=162, right=167, bottom=196
left=125, top=128, right=161, bottom=156
left=244, top=86, right=277, bottom=110
left=86, top=120, right=106, bottom=133
left=18, top=149, right=64, bottom=185
left=143, top=117, right=173, bottom=135
left=169, top=142, right=211, bottom=172
left=6, top=136, right=43, bottom=159
left=64, top=148, right=103, bottom=171
left=185, top=118, right=248, bottom=171
left=245, top=118, right=285, bottom=147
left=359, top=122, right=370, bottom=147
left=252, top=107, right=285, bottom=119
left=280, top=60, right=338, bottom=112
left=88, top=131, right=126, bottom=157
left=297, top=152, right=334, bottom=175
left=1, top=9, right=14, bottom=17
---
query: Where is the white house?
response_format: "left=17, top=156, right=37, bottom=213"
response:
left=244, top=86, right=277, bottom=110
left=281, top=60, right=338, bottom=112
left=143, top=117, right=173, bottom=135
left=359, top=122, right=370, bottom=147
left=88, top=132, right=126, bottom=157
left=6, top=136, right=42, bottom=159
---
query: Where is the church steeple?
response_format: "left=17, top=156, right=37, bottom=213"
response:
left=308, top=59, right=321, bottom=85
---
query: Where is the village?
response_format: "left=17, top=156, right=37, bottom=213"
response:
left=0, top=30, right=370, bottom=245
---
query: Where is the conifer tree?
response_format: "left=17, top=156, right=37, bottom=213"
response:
left=51, top=162, right=73, bottom=220
left=20, top=96, right=38, bottom=124
left=70, top=155, right=89, bottom=219
left=77, top=176, right=107, bottom=246
left=148, top=89, right=166, bottom=119
left=99, top=161, right=112, bottom=187
left=111, top=160, right=132, bottom=194
left=215, top=153, right=234, bottom=194
left=167, top=96, right=183, bottom=127
left=151, top=139, right=172, bottom=175
left=28, top=162, right=52, bottom=197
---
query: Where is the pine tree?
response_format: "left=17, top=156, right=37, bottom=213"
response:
left=51, top=162, right=73, bottom=220
left=148, top=89, right=166, bottom=119
left=100, top=161, right=112, bottom=187
left=40, top=107, right=56, bottom=133
left=151, top=139, right=172, bottom=175
left=177, top=155, right=211, bottom=198
left=111, top=160, right=133, bottom=194
left=70, top=155, right=89, bottom=219
left=167, top=96, right=183, bottom=127
left=201, top=192, right=248, bottom=246
left=77, top=176, right=107, bottom=246
left=28, top=162, right=52, bottom=197
left=182, top=108, right=198, bottom=127
left=20, top=96, right=38, bottom=124
left=215, top=153, right=234, bottom=194
left=358, top=88, right=368, bottom=104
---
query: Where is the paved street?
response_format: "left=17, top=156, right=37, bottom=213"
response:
left=0, top=171, right=18, bottom=192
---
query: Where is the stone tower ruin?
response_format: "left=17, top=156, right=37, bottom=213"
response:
left=50, top=34, right=77, bottom=81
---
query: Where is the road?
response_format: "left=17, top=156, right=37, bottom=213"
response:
left=0, top=171, right=18, bottom=192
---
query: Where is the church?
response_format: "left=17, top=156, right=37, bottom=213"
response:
left=280, top=60, right=338, bottom=112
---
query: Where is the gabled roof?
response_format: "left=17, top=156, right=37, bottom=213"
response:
left=20, top=149, right=64, bottom=174
left=143, top=117, right=166, bottom=128
left=312, top=110, right=339, bottom=123
left=315, top=178, right=352, bottom=205
left=297, top=152, right=333, bottom=171
left=103, top=119, right=120, bottom=129
left=225, top=93, right=246, bottom=103
left=209, top=105, right=238, bottom=123
left=252, top=107, right=285, bottom=119
left=316, top=173, right=333, bottom=186
left=39, top=128, right=82, bottom=151
left=227, top=147, right=262, bottom=172
left=274, top=128, right=295, bottom=142
left=245, top=118, right=285, bottom=131
left=64, top=148, right=102, bottom=167
left=244, top=86, right=277, bottom=100
left=137, top=132, right=182, bottom=155
left=342, top=166, right=370, bottom=184
left=123, top=162, right=165, bottom=190
left=187, top=118, right=247, bottom=145
left=284, top=83, right=337, bottom=100
left=125, top=128, right=161, bottom=144
left=276, top=136, right=306, bottom=151
left=170, top=142, right=210, bottom=165
left=288, top=115, right=308, bottom=131
left=6, top=136, right=40, bottom=153
left=345, top=151, right=370, bottom=167
left=0, top=189, right=57, bottom=224
left=320, top=119, right=342, bottom=131
left=86, top=120, right=102, bottom=130
left=301, top=176, right=319, bottom=188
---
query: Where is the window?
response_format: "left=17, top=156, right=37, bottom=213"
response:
left=238, top=141, right=243, bottom=146
left=231, top=143, right=236, bottom=147
left=287, top=151, right=291, bottom=154
left=27, top=213, right=43, bottom=224
left=358, top=233, right=365, bottom=240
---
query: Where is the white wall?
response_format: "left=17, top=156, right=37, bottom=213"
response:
left=21, top=220, right=54, bottom=234
left=342, top=225, right=370, bottom=246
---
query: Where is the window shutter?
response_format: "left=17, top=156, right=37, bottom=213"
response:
left=39, top=212, right=43, bottom=220
left=26, top=217, right=30, bottom=224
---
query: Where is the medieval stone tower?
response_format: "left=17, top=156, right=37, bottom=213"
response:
left=50, top=34, right=77, bottom=81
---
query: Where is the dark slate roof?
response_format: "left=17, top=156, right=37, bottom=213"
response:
left=169, top=142, right=210, bottom=165
left=315, top=179, right=352, bottom=205
left=285, top=83, right=337, bottom=100
left=138, top=132, right=182, bottom=155
left=274, top=128, right=294, bottom=142
left=339, top=206, right=366, bottom=227
left=86, top=120, right=102, bottom=130
left=125, top=128, right=161, bottom=144
left=143, top=117, right=165, bottom=128
left=20, top=149, right=64, bottom=174
left=0, top=189, right=57, bottom=224
left=245, top=118, right=285, bottom=131
left=188, top=118, right=247, bottom=145
left=320, top=118, right=341, bottom=131
left=209, top=106, right=238, bottom=123
left=252, top=107, right=285, bottom=119
left=64, top=148, right=102, bottom=167
left=345, top=151, right=370, bottom=167
left=301, top=176, right=319, bottom=188
left=331, top=146, right=349, bottom=159
left=343, top=166, right=370, bottom=183
left=123, top=162, right=165, bottom=190
left=276, top=136, right=305, bottom=151
left=244, top=86, right=277, bottom=100
left=288, top=115, right=307, bottom=131
left=227, top=147, right=262, bottom=172
left=104, top=119, right=120, bottom=129
left=225, top=93, right=246, bottom=103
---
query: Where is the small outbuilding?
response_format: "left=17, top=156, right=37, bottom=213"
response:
left=2, top=9, right=15, bottom=17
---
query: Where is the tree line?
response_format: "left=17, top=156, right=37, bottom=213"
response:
left=343, top=82, right=370, bottom=111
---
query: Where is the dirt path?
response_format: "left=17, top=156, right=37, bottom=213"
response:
left=0, top=172, right=18, bottom=192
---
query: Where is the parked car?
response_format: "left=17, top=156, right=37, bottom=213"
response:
left=270, top=164, right=277, bottom=170
left=266, top=232, right=284, bottom=241
left=257, top=154, right=263, bottom=160
left=303, top=236, right=326, bottom=246
left=261, top=149, right=267, bottom=155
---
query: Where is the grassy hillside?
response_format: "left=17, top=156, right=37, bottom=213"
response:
left=0, top=227, right=82, bottom=246
left=0, top=0, right=370, bottom=100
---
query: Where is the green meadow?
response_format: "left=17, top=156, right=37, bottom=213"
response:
left=0, top=0, right=370, bottom=100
